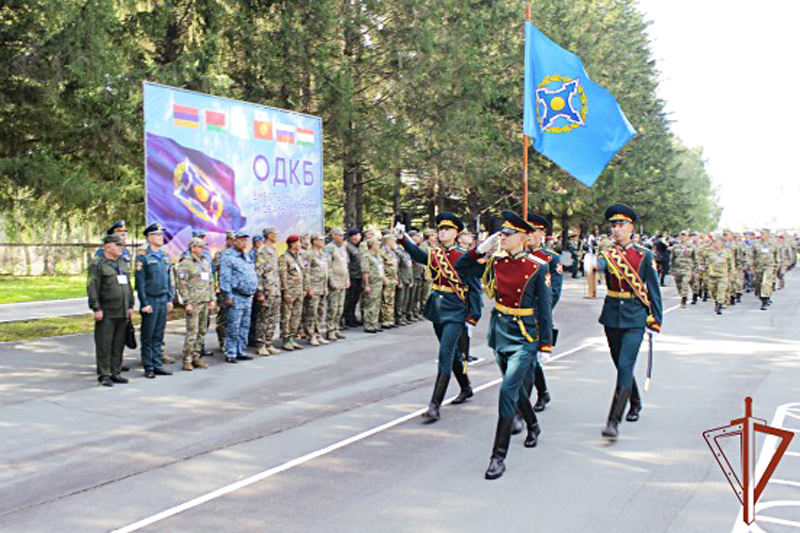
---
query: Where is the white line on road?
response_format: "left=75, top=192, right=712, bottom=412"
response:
left=112, top=306, right=680, bottom=532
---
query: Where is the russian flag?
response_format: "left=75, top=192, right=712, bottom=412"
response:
left=275, top=124, right=295, bottom=144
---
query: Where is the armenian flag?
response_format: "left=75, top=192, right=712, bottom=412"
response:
left=173, top=105, right=199, bottom=128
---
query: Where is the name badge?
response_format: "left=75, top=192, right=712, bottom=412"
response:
left=117, top=275, right=128, bottom=285
left=201, top=272, right=210, bottom=281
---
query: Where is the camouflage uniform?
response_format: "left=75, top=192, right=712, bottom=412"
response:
left=777, top=239, right=792, bottom=289
left=279, top=249, right=306, bottom=348
left=707, top=245, right=732, bottom=310
left=670, top=239, right=694, bottom=303
left=753, top=238, right=780, bottom=300
left=303, top=245, right=329, bottom=342
left=255, top=244, right=281, bottom=353
left=379, top=242, right=399, bottom=327
left=418, top=237, right=434, bottom=316
left=325, top=239, right=349, bottom=340
left=409, top=237, right=427, bottom=320
left=692, top=240, right=710, bottom=300
left=736, top=239, right=752, bottom=296
left=361, top=244, right=385, bottom=331
left=176, top=250, right=214, bottom=367
left=213, top=246, right=230, bottom=352
left=395, top=245, right=414, bottom=324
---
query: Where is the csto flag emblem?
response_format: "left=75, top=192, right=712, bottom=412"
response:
left=523, top=22, right=635, bottom=187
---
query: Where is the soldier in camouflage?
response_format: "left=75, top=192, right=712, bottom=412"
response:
left=753, top=229, right=780, bottom=310
left=707, top=236, right=733, bottom=315
left=304, top=233, right=329, bottom=346
left=254, top=227, right=282, bottom=356
left=279, top=235, right=306, bottom=350
left=777, top=234, right=792, bottom=290
left=325, top=227, right=349, bottom=341
left=395, top=240, right=414, bottom=326
left=670, top=230, right=694, bottom=308
left=361, top=237, right=384, bottom=333
left=176, top=237, right=215, bottom=370
left=214, top=230, right=235, bottom=353
left=380, top=234, right=399, bottom=328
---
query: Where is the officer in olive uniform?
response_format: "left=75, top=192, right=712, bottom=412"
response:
left=135, top=223, right=174, bottom=379
left=597, top=205, right=663, bottom=441
left=88, top=234, right=134, bottom=386
left=254, top=227, right=282, bottom=356
left=176, top=237, right=215, bottom=370
left=279, top=235, right=307, bottom=350
left=395, top=213, right=481, bottom=423
left=219, top=230, right=259, bottom=363
left=95, top=221, right=132, bottom=267
left=457, top=211, right=553, bottom=480
left=325, top=227, right=350, bottom=341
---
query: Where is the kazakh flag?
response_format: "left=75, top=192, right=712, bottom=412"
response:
left=523, top=22, right=635, bottom=187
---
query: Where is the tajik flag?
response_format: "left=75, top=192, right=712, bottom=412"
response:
left=297, top=128, right=315, bottom=147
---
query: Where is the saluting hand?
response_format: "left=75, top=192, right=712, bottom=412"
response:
left=477, top=231, right=502, bottom=254
left=393, top=223, right=405, bottom=240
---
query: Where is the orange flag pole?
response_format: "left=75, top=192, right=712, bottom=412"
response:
left=522, top=4, right=531, bottom=220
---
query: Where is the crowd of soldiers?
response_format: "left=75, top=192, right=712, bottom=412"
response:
left=660, top=229, right=797, bottom=314
left=87, top=220, right=464, bottom=384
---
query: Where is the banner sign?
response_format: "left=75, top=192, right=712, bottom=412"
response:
left=143, top=82, right=324, bottom=256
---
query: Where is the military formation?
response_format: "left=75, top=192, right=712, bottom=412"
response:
left=667, top=229, right=797, bottom=314
left=86, top=210, right=796, bottom=482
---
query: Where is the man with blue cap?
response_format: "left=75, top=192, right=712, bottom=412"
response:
left=135, top=222, right=174, bottom=379
left=219, top=230, right=259, bottom=363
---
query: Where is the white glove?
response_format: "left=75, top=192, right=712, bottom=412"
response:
left=538, top=351, right=551, bottom=364
left=465, top=323, right=475, bottom=338
left=393, top=222, right=405, bottom=240
left=477, top=231, right=501, bottom=254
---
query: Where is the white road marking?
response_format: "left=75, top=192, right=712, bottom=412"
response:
left=112, top=304, right=680, bottom=532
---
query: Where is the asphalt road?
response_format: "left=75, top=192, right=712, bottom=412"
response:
left=1, top=274, right=798, bottom=533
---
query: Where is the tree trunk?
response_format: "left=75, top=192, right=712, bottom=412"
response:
left=560, top=212, right=570, bottom=251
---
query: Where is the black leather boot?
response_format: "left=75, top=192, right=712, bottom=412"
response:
left=485, top=417, right=514, bottom=480
left=533, top=365, right=550, bottom=412
left=517, top=396, right=541, bottom=448
left=703, top=291, right=709, bottom=302
left=691, top=293, right=698, bottom=305
left=730, top=295, right=736, bottom=306
left=512, top=414, right=524, bottom=435
left=715, top=303, right=722, bottom=315
left=450, top=361, right=473, bottom=405
left=602, top=387, right=632, bottom=441
left=680, top=296, right=687, bottom=308
left=422, top=373, right=449, bottom=423
left=761, top=298, right=768, bottom=310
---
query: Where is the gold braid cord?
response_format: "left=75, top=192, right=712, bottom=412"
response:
left=481, top=256, right=497, bottom=299
left=429, top=246, right=467, bottom=302
left=603, top=247, right=651, bottom=309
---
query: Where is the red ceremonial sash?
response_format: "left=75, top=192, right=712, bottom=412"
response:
left=603, top=247, right=651, bottom=309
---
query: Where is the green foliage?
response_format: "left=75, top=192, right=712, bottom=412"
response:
left=0, top=0, right=720, bottom=239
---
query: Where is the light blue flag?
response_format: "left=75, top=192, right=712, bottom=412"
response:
left=523, top=22, right=635, bottom=187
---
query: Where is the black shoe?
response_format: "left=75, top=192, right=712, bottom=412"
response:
left=465, top=354, right=478, bottom=363
left=421, top=403, right=440, bottom=422
left=121, top=365, right=130, bottom=372
left=737, top=294, right=742, bottom=303
left=145, top=370, right=155, bottom=379
left=236, top=355, right=253, bottom=361
left=761, top=298, right=768, bottom=310
left=524, top=423, right=541, bottom=448
left=364, top=328, right=378, bottom=333
left=511, top=414, right=525, bottom=435
left=451, top=387, right=473, bottom=405
left=485, top=456, right=506, bottom=480
left=715, top=303, right=722, bottom=315
left=691, top=294, right=698, bottom=305
left=533, top=392, right=550, bottom=413
left=226, top=357, right=238, bottom=364
left=110, top=374, right=129, bottom=384
left=626, top=402, right=642, bottom=422
left=153, top=367, right=172, bottom=376
left=99, top=377, right=113, bottom=387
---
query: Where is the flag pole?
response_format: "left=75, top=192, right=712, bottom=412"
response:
left=522, top=4, right=531, bottom=220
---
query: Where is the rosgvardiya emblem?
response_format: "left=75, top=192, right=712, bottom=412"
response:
left=535, top=75, right=587, bottom=133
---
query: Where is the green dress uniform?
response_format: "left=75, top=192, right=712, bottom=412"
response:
left=456, top=211, right=553, bottom=480
left=597, top=205, right=663, bottom=441
left=87, top=244, right=134, bottom=383
left=398, top=212, right=481, bottom=423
